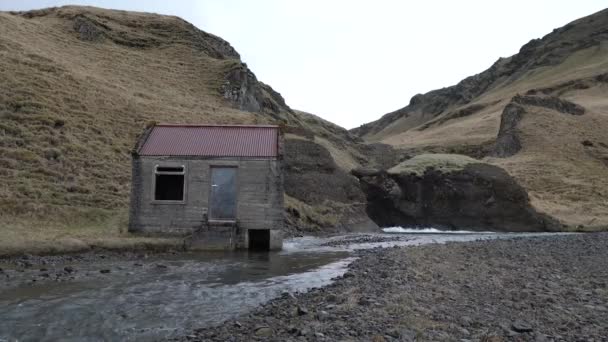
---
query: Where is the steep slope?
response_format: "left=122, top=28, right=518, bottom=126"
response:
left=0, top=6, right=379, bottom=244
left=353, top=8, right=608, bottom=230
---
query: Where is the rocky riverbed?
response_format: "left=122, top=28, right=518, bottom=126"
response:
left=0, top=249, right=184, bottom=291
left=185, top=233, right=608, bottom=341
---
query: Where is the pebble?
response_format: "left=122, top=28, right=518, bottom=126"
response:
left=253, top=326, right=272, bottom=337
left=512, top=320, right=534, bottom=333
left=184, top=233, right=608, bottom=341
left=297, top=305, right=308, bottom=316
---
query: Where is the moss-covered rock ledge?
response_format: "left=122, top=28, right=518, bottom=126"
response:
left=353, top=154, right=560, bottom=232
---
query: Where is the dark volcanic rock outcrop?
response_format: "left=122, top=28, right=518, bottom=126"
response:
left=494, top=103, right=526, bottom=158
left=525, top=72, right=608, bottom=96
left=512, top=94, right=585, bottom=115
left=355, top=164, right=560, bottom=232
left=284, top=139, right=378, bottom=232
left=221, top=63, right=292, bottom=115
left=285, top=139, right=363, bottom=204
left=494, top=95, right=586, bottom=157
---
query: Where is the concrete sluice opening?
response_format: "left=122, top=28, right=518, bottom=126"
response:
left=248, top=229, right=270, bottom=251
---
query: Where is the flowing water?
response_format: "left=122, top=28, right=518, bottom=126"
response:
left=0, top=230, right=556, bottom=341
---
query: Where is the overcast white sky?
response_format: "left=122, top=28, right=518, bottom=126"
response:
left=2, top=1, right=606, bottom=128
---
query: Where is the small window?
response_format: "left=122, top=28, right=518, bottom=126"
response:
left=156, top=166, right=184, bottom=173
left=154, top=165, right=185, bottom=201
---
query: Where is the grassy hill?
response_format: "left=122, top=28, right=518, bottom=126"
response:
left=352, top=8, right=608, bottom=230
left=2, top=6, right=606, bottom=254
left=0, top=6, right=378, bottom=254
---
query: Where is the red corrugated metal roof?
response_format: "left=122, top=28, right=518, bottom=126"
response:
left=138, top=124, right=279, bottom=157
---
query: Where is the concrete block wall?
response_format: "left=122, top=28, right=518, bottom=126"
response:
left=128, top=155, right=284, bottom=249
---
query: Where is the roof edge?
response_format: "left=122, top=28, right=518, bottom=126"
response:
left=155, top=123, right=279, bottom=128
left=132, top=125, right=155, bottom=156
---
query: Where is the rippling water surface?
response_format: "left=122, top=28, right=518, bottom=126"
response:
left=0, top=230, right=555, bottom=341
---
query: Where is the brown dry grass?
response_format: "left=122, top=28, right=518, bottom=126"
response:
left=293, top=110, right=366, bottom=172
left=0, top=6, right=273, bottom=253
left=365, top=45, right=608, bottom=229
left=488, top=89, right=608, bottom=229
left=0, top=210, right=182, bottom=257
left=388, top=153, right=478, bottom=176
left=0, top=6, right=370, bottom=253
left=285, top=194, right=362, bottom=232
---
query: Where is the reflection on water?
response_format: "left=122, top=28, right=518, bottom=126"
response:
left=0, top=231, right=557, bottom=341
left=0, top=250, right=351, bottom=341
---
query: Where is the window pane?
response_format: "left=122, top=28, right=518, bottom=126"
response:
left=210, top=168, right=237, bottom=220
left=157, top=166, right=184, bottom=173
left=155, top=174, right=184, bottom=201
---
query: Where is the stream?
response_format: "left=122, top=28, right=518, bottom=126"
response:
left=0, top=230, right=555, bottom=341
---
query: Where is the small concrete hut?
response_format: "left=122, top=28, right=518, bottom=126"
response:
left=128, top=124, right=284, bottom=250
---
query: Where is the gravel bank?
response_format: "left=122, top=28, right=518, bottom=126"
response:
left=185, top=233, right=608, bottom=341
left=0, top=249, right=183, bottom=290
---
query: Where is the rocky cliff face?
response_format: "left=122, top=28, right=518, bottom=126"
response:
left=283, top=139, right=378, bottom=233
left=221, top=62, right=295, bottom=118
left=350, top=8, right=608, bottom=231
left=355, top=165, right=559, bottom=232
left=494, top=94, right=587, bottom=157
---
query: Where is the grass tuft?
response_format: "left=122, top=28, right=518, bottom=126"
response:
left=388, top=153, right=479, bottom=176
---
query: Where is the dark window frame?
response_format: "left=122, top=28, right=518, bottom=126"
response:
left=152, top=164, right=186, bottom=204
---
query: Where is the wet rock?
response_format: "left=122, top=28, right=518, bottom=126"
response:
left=534, top=333, right=550, bottom=342
left=281, top=291, right=297, bottom=301
left=253, top=326, right=272, bottom=337
left=582, top=140, right=594, bottom=147
left=461, top=315, right=474, bottom=326
left=512, top=321, right=534, bottom=333
left=298, top=327, right=311, bottom=337
left=99, top=269, right=111, bottom=274
left=351, top=167, right=381, bottom=178
left=325, top=293, right=338, bottom=302
left=297, top=305, right=309, bottom=316
left=358, top=297, right=372, bottom=306
left=316, top=310, right=330, bottom=321
left=64, top=266, right=74, bottom=273
left=357, top=164, right=559, bottom=232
